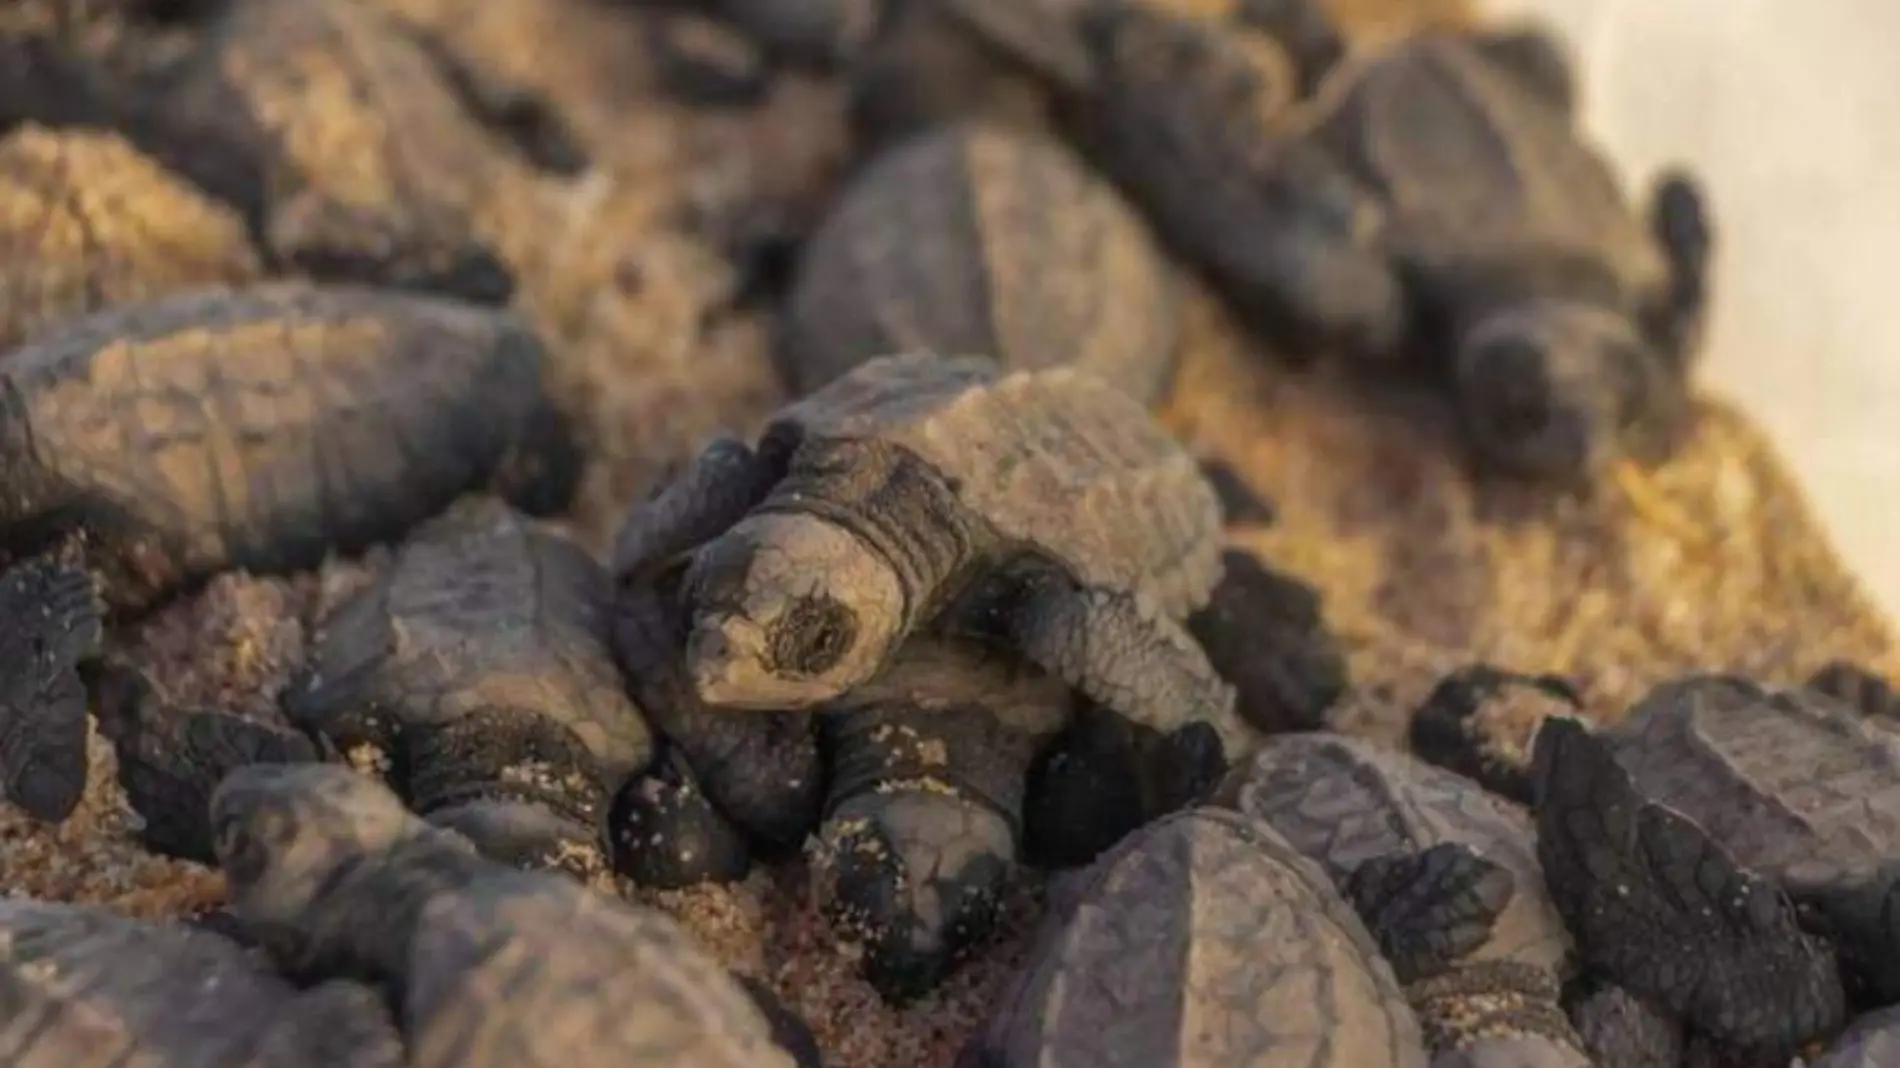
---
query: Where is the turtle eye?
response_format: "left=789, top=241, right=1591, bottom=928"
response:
left=771, top=596, right=859, bottom=676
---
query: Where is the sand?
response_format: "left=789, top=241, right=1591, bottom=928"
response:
left=3, top=0, right=1894, bottom=1066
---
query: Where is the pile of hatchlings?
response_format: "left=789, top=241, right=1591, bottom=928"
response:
left=1, top=0, right=1892, bottom=1065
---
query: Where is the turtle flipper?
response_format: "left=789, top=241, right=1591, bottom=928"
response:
left=93, top=658, right=323, bottom=864
left=1530, top=715, right=1844, bottom=1053
left=611, top=436, right=781, bottom=584
left=1343, top=841, right=1515, bottom=985
left=1640, top=169, right=1714, bottom=375
left=0, top=556, right=103, bottom=822
left=610, top=742, right=753, bottom=890
left=1008, top=578, right=1249, bottom=757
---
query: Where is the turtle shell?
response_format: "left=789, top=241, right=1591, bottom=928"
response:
left=1309, top=31, right=1666, bottom=311
left=763, top=352, right=1224, bottom=618
left=1601, top=674, right=1900, bottom=890
left=782, top=121, right=1178, bottom=405
left=975, top=806, right=1427, bottom=1068
left=1213, top=731, right=1572, bottom=974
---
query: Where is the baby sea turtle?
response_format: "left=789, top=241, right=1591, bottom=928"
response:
left=0, top=554, right=104, bottom=822
left=0, top=897, right=405, bottom=1068
left=960, top=805, right=1428, bottom=1068
left=112, top=0, right=523, bottom=302
left=809, top=635, right=1072, bottom=1001
left=0, top=283, right=581, bottom=613
left=0, top=122, right=261, bottom=353
left=210, top=761, right=808, bottom=1068
left=781, top=120, right=1180, bottom=406
left=612, top=352, right=1249, bottom=758
left=284, top=497, right=648, bottom=879
left=1070, top=6, right=1714, bottom=481
left=1530, top=677, right=1871, bottom=1055
left=1212, top=732, right=1588, bottom=1064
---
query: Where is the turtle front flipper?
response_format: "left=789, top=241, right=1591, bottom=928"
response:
left=611, top=436, right=782, bottom=584
left=0, top=555, right=102, bottom=822
left=1344, top=841, right=1516, bottom=986
left=93, top=657, right=324, bottom=864
left=1529, top=716, right=1845, bottom=1053
left=1639, top=169, right=1714, bottom=375
left=812, top=696, right=1033, bottom=1003
left=610, top=742, right=753, bottom=890
left=1005, top=575, right=1250, bottom=757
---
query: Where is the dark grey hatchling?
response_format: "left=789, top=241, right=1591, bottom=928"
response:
left=1069, top=3, right=1714, bottom=481
left=809, top=635, right=1073, bottom=1001
left=210, top=761, right=803, bottom=1068
left=781, top=119, right=1180, bottom=406
left=93, top=0, right=523, bottom=302
left=0, top=283, right=580, bottom=614
left=0, top=554, right=104, bottom=823
left=1529, top=675, right=1891, bottom=1057
left=612, top=351, right=1251, bottom=758
left=1212, top=732, right=1588, bottom=1066
left=285, top=497, right=649, bottom=880
left=960, top=805, right=1428, bottom=1068
left=0, top=896, right=404, bottom=1068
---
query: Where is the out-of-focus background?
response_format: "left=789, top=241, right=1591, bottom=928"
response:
left=1477, top=0, right=1900, bottom=616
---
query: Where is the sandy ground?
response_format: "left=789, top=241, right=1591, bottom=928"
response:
left=2, top=0, right=1895, bottom=1066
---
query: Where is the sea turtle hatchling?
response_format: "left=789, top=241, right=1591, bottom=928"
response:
left=93, top=0, right=526, bottom=303
left=958, top=805, right=1429, bottom=1068
left=1529, top=676, right=1883, bottom=1055
left=1067, top=3, right=1714, bottom=481
left=209, top=761, right=806, bottom=1068
left=0, top=896, right=405, bottom=1068
left=780, top=120, right=1180, bottom=406
left=284, top=497, right=650, bottom=880
left=611, top=352, right=1250, bottom=758
left=1212, top=732, right=1588, bottom=1065
left=0, top=282, right=581, bottom=614
left=0, top=122, right=262, bottom=353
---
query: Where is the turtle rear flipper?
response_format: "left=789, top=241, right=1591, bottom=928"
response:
left=611, top=436, right=783, bottom=584
left=93, top=658, right=322, bottom=864
left=1530, top=716, right=1844, bottom=1053
left=1006, top=575, right=1249, bottom=757
left=0, top=556, right=102, bottom=822
left=1345, top=841, right=1515, bottom=986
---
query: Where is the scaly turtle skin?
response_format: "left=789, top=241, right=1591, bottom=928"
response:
left=111, top=0, right=521, bottom=302
left=0, top=123, right=261, bottom=353
left=960, top=805, right=1428, bottom=1068
left=1530, top=686, right=1858, bottom=1055
left=0, top=283, right=581, bottom=614
left=781, top=120, right=1180, bottom=406
left=1069, top=5, right=1714, bottom=481
left=809, top=636, right=1072, bottom=1002
left=1566, top=981, right=1683, bottom=1068
left=0, top=897, right=403, bottom=1068
left=0, top=554, right=103, bottom=823
left=284, top=497, right=647, bottom=880
left=1213, top=732, right=1587, bottom=1064
left=612, top=352, right=1247, bottom=757
left=210, top=761, right=803, bottom=1068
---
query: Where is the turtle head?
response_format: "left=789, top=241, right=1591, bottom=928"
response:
left=1453, top=301, right=1668, bottom=482
left=210, top=764, right=425, bottom=934
left=681, top=511, right=904, bottom=709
